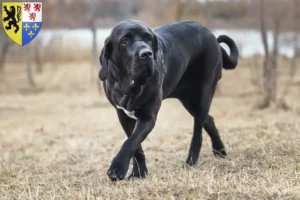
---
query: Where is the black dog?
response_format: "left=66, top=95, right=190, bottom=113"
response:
left=99, top=20, right=238, bottom=181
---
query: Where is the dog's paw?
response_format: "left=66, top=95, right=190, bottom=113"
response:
left=213, top=148, right=227, bottom=158
left=185, top=152, right=199, bottom=167
left=107, top=159, right=129, bottom=181
left=128, top=165, right=148, bottom=180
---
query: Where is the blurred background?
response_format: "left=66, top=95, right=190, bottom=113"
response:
left=0, top=0, right=299, bottom=107
left=0, top=0, right=299, bottom=110
left=0, top=0, right=299, bottom=109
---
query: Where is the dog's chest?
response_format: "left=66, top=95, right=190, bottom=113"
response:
left=116, top=105, right=137, bottom=120
left=107, top=82, right=138, bottom=120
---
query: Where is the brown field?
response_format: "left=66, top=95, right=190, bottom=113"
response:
left=0, top=59, right=300, bottom=200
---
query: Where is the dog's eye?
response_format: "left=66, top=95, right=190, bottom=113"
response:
left=121, top=39, right=129, bottom=45
left=145, top=36, right=152, bottom=42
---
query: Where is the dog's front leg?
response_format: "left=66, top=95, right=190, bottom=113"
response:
left=107, top=113, right=156, bottom=181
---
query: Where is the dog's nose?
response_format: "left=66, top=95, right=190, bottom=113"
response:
left=139, top=49, right=153, bottom=58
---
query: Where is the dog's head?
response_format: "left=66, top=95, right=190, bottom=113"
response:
left=99, top=20, right=166, bottom=93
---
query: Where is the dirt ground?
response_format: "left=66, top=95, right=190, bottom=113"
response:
left=0, top=59, right=300, bottom=200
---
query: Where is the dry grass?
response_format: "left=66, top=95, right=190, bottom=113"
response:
left=0, top=59, right=300, bottom=200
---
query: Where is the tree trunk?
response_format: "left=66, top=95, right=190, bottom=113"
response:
left=175, top=0, right=183, bottom=22
left=278, top=0, right=299, bottom=108
left=0, top=41, right=10, bottom=72
left=34, top=41, right=43, bottom=73
left=91, top=24, right=97, bottom=82
left=205, top=0, right=212, bottom=28
left=270, top=19, right=280, bottom=102
left=26, top=44, right=36, bottom=88
left=251, top=54, right=262, bottom=92
left=259, top=0, right=272, bottom=108
left=88, top=0, right=102, bottom=94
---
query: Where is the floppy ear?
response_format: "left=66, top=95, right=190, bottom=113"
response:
left=99, top=36, right=113, bottom=81
left=153, top=34, right=167, bottom=74
left=153, top=34, right=158, bottom=60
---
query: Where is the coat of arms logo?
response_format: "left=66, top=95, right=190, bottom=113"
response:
left=2, top=2, right=42, bottom=46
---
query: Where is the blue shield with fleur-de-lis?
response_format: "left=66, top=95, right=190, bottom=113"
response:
left=2, top=2, right=42, bottom=46
left=22, top=2, right=42, bottom=46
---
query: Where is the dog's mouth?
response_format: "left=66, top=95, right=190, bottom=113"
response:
left=132, top=57, right=154, bottom=85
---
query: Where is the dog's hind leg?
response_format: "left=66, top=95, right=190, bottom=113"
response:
left=177, top=83, right=213, bottom=166
left=116, top=110, right=148, bottom=179
left=185, top=85, right=213, bottom=166
left=179, top=95, right=226, bottom=159
left=204, top=115, right=227, bottom=158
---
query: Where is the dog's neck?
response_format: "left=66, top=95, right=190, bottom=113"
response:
left=107, top=59, right=159, bottom=118
left=117, top=80, right=144, bottom=107
left=113, top=83, right=144, bottom=120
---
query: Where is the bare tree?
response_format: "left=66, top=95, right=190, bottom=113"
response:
left=32, top=38, right=44, bottom=74
left=86, top=0, right=104, bottom=94
left=26, top=44, right=36, bottom=88
left=251, top=54, right=263, bottom=92
left=259, top=0, right=271, bottom=108
left=174, top=0, right=183, bottom=22
left=0, top=33, right=12, bottom=72
left=259, top=0, right=286, bottom=108
left=86, top=0, right=97, bottom=83
left=205, top=0, right=212, bottom=27
left=0, top=41, right=11, bottom=72
left=278, top=0, right=299, bottom=109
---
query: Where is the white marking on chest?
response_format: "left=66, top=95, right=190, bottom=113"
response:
left=116, top=105, right=137, bottom=120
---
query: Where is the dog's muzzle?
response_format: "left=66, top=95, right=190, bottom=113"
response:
left=132, top=48, right=154, bottom=85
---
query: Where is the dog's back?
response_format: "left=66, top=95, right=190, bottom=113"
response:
left=154, top=21, right=217, bottom=66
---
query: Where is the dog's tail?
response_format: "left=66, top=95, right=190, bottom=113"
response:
left=217, top=35, right=239, bottom=70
